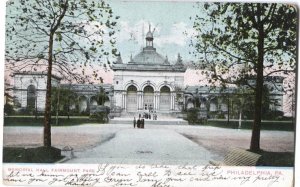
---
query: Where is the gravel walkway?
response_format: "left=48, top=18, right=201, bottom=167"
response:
left=3, top=123, right=294, bottom=163
left=66, top=128, right=220, bottom=164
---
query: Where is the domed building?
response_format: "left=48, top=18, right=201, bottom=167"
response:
left=111, top=26, right=186, bottom=113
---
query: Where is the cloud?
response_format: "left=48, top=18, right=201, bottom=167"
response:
left=155, top=22, right=196, bottom=47
left=117, top=20, right=155, bottom=46
left=116, top=20, right=195, bottom=48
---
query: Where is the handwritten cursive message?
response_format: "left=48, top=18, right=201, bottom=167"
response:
left=2, top=164, right=293, bottom=187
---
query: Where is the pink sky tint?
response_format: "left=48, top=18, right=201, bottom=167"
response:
left=184, top=69, right=210, bottom=86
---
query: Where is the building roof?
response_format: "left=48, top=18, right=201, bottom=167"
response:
left=13, top=72, right=62, bottom=80
left=132, top=47, right=165, bottom=64
left=111, top=63, right=186, bottom=72
left=112, top=25, right=186, bottom=72
left=184, top=85, right=236, bottom=95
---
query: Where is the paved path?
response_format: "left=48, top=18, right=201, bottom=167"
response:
left=4, top=123, right=293, bottom=164
left=66, top=128, right=221, bottom=165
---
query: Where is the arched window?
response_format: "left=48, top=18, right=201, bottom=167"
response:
left=160, top=86, right=171, bottom=111
left=127, top=85, right=137, bottom=112
left=144, top=85, right=154, bottom=93
left=143, top=86, right=154, bottom=110
left=160, top=86, right=170, bottom=93
left=27, top=85, right=36, bottom=109
left=127, top=85, right=137, bottom=92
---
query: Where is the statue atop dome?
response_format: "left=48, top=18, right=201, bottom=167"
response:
left=145, top=24, right=154, bottom=48
left=176, top=53, right=184, bottom=66
left=115, top=53, right=123, bottom=64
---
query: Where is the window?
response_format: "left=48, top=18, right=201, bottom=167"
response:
left=27, top=85, right=36, bottom=109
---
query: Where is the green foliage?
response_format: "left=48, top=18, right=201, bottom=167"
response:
left=6, top=0, right=120, bottom=82
left=6, top=0, right=120, bottom=146
left=205, top=120, right=294, bottom=131
left=89, top=111, right=108, bottom=123
left=186, top=108, right=199, bottom=124
left=4, top=116, right=92, bottom=126
left=191, top=3, right=297, bottom=150
left=3, top=147, right=63, bottom=163
left=51, top=86, right=77, bottom=115
left=191, top=3, right=297, bottom=87
left=96, top=87, right=108, bottom=105
left=4, top=104, right=14, bottom=115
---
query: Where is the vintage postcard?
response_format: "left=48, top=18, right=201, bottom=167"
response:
left=1, top=0, right=298, bottom=186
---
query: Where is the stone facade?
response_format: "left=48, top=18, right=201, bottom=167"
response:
left=60, top=84, right=113, bottom=112
left=111, top=26, right=186, bottom=113
left=11, top=27, right=284, bottom=117
left=13, top=72, right=61, bottom=111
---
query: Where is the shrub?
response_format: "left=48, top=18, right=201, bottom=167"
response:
left=4, top=104, right=14, bottom=115
left=186, top=108, right=199, bottom=124
left=90, top=111, right=108, bottom=123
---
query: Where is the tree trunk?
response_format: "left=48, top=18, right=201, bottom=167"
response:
left=56, top=87, right=60, bottom=126
left=227, top=95, right=230, bottom=125
left=250, top=8, right=264, bottom=152
left=43, top=0, right=68, bottom=147
left=44, top=33, right=54, bottom=147
left=67, top=97, right=70, bottom=120
left=238, top=110, right=242, bottom=129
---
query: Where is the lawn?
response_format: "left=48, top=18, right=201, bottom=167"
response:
left=3, top=147, right=64, bottom=163
left=197, top=120, right=294, bottom=131
left=4, top=116, right=99, bottom=126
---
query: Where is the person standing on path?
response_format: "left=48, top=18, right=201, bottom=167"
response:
left=137, top=118, right=140, bottom=128
left=133, top=117, right=136, bottom=128
left=141, top=118, right=145, bottom=128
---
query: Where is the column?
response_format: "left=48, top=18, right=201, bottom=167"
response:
left=156, top=92, right=160, bottom=111
left=173, top=93, right=176, bottom=110
left=141, top=93, right=144, bottom=110
left=137, top=91, right=142, bottom=110
left=170, top=92, right=173, bottom=110
left=124, top=92, right=127, bottom=110
left=171, top=92, right=175, bottom=110
left=87, top=97, right=90, bottom=112
left=136, top=93, right=139, bottom=110
left=122, top=93, right=124, bottom=109
left=122, top=92, right=126, bottom=110
left=154, top=92, right=157, bottom=110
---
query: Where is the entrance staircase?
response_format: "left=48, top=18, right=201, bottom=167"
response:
left=109, top=112, right=188, bottom=125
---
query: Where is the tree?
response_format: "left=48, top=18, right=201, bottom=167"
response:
left=283, top=72, right=296, bottom=126
left=97, top=86, right=107, bottom=106
left=6, top=0, right=119, bottom=147
left=51, top=85, right=77, bottom=122
left=191, top=3, right=297, bottom=151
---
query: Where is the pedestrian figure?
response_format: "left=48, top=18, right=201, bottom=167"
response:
left=133, top=117, right=136, bottom=128
left=149, top=113, right=151, bottom=119
left=141, top=118, right=145, bottom=128
left=137, top=118, right=140, bottom=128
left=139, top=113, right=141, bottom=119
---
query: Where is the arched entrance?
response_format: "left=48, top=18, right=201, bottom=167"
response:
left=27, top=85, right=36, bottom=110
left=160, top=86, right=170, bottom=111
left=78, top=96, right=88, bottom=112
left=104, top=95, right=110, bottom=107
left=90, top=96, right=98, bottom=106
left=143, top=86, right=154, bottom=111
left=127, top=85, right=137, bottom=112
left=186, top=98, right=194, bottom=109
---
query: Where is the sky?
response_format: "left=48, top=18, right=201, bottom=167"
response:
left=0, top=0, right=300, bottom=182
left=106, top=0, right=206, bottom=86
left=1, top=0, right=298, bottom=115
left=3, top=0, right=205, bottom=85
left=109, top=0, right=199, bottom=64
